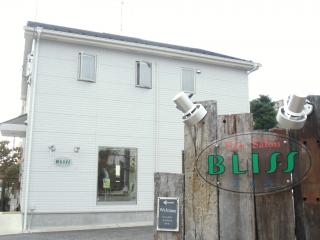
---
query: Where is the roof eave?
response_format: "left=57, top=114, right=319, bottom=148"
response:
left=0, top=114, right=27, bottom=138
left=24, top=26, right=259, bottom=71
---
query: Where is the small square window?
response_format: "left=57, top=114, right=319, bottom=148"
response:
left=136, top=61, right=152, bottom=88
left=182, top=68, right=195, bottom=93
left=78, top=53, right=96, bottom=82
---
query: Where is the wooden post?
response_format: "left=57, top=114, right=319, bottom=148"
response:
left=154, top=172, right=184, bottom=240
left=184, top=102, right=258, bottom=240
left=290, top=95, right=320, bottom=240
left=254, top=128, right=295, bottom=240
left=184, top=100, right=219, bottom=240
left=217, top=114, right=256, bottom=240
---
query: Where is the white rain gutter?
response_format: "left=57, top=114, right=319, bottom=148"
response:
left=247, top=62, right=262, bottom=74
left=24, top=27, right=259, bottom=71
left=23, top=27, right=42, bottom=232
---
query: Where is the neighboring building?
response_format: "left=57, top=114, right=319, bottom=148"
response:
left=0, top=21, right=259, bottom=232
left=274, top=99, right=284, bottom=112
left=274, top=99, right=285, bottom=128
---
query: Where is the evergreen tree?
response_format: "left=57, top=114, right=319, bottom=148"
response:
left=250, top=95, right=277, bottom=130
left=0, top=141, right=21, bottom=179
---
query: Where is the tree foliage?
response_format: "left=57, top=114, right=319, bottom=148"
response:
left=0, top=141, right=21, bottom=179
left=250, top=95, right=277, bottom=130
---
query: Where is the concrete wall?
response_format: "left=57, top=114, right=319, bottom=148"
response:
left=27, top=211, right=153, bottom=232
left=0, top=212, right=22, bottom=235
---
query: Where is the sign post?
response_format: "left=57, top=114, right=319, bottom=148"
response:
left=154, top=172, right=184, bottom=240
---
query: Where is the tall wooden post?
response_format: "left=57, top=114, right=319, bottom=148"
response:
left=184, top=100, right=219, bottom=240
left=184, top=101, right=258, bottom=240
left=254, top=128, right=295, bottom=240
left=290, top=95, right=320, bottom=240
left=217, top=114, right=256, bottom=240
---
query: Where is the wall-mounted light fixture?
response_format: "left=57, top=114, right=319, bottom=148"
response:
left=277, top=94, right=313, bottom=129
left=74, top=146, right=80, bottom=153
left=173, top=91, right=207, bottom=126
left=48, top=145, right=56, bottom=152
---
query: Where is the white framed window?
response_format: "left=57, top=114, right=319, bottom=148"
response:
left=78, top=52, right=96, bottom=82
left=136, top=61, right=152, bottom=89
left=182, top=68, right=195, bottom=93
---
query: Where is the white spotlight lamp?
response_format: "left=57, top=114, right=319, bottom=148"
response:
left=172, top=91, right=207, bottom=126
left=276, top=94, right=313, bottom=129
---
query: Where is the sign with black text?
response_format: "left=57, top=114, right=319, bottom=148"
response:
left=157, top=197, right=179, bottom=232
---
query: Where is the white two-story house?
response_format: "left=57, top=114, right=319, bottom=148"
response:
left=0, top=21, right=259, bottom=232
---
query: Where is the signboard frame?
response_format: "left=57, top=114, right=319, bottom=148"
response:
left=156, top=197, right=179, bottom=232
left=195, top=132, right=312, bottom=194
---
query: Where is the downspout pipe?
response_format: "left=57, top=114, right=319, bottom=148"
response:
left=23, top=27, right=42, bottom=232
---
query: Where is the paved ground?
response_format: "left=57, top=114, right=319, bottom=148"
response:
left=0, top=226, right=153, bottom=240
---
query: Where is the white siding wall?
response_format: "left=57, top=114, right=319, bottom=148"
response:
left=27, top=39, right=249, bottom=212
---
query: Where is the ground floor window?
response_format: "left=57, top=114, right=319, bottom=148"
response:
left=97, top=147, right=137, bottom=203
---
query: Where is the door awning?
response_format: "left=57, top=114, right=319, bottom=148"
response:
left=0, top=114, right=27, bottom=138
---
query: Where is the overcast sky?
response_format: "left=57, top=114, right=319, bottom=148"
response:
left=0, top=0, right=319, bottom=126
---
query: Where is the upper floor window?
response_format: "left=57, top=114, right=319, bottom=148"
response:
left=78, top=53, right=96, bottom=82
left=136, top=61, right=152, bottom=89
left=182, top=68, right=195, bottom=93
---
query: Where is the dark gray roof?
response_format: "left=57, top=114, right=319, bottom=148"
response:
left=1, top=114, right=27, bottom=125
left=27, top=21, right=251, bottom=63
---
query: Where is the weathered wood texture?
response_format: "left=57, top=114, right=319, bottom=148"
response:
left=290, top=95, right=320, bottom=240
left=182, top=98, right=320, bottom=240
left=254, top=128, right=295, bottom=240
left=217, top=114, right=256, bottom=240
left=154, top=172, right=184, bottom=240
left=184, top=100, right=219, bottom=240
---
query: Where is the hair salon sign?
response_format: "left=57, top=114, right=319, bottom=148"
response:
left=196, top=132, right=312, bottom=194
left=54, top=158, right=72, bottom=167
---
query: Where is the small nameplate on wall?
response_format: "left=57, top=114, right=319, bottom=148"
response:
left=157, top=197, right=179, bottom=232
left=54, top=158, right=72, bottom=167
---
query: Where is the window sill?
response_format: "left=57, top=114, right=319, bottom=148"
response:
left=182, top=90, right=195, bottom=94
left=135, top=85, right=152, bottom=89
left=96, top=200, right=137, bottom=206
left=77, top=78, right=96, bottom=83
